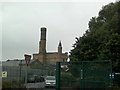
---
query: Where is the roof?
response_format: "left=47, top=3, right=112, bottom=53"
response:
left=2, top=59, right=35, bottom=67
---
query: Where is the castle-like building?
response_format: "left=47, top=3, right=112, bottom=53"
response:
left=33, top=27, right=68, bottom=64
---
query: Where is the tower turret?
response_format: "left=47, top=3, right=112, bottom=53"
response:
left=58, top=41, right=62, bottom=54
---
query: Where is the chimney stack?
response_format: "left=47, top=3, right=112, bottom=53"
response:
left=39, top=27, right=47, bottom=54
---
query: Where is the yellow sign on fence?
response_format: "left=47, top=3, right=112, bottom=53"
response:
left=2, top=71, right=7, bottom=78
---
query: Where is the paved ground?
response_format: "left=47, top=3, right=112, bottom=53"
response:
left=25, top=82, right=55, bottom=90
left=25, top=82, right=45, bottom=88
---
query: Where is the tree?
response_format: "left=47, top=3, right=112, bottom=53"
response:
left=69, top=1, right=120, bottom=72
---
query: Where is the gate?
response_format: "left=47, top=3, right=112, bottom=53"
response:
left=56, top=60, right=112, bottom=90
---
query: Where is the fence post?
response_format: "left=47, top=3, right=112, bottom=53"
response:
left=81, top=61, right=84, bottom=89
left=110, top=60, right=113, bottom=87
left=56, top=62, right=60, bottom=90
left=19, top=60, right=22, bottom=87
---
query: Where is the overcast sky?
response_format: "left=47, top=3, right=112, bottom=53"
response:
left=0, top=0, right=116, bottom=60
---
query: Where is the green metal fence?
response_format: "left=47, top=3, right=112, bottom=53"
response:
left=56, top=60, right=112, bottom=90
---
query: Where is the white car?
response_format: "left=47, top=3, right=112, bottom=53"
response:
left=45, top=76, right=56, bottom=87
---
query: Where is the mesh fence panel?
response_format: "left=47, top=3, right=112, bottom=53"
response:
left=56, top=60, right=112, bottom=89
left=2, top=66, right=48, bottom=82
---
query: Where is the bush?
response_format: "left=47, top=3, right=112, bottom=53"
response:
left=61, top=72, right=76, bottom=88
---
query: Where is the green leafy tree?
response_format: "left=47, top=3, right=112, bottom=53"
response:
left=69, top=1, right=120, bottom=72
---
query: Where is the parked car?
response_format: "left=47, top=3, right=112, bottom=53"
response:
left=39, top=76, right=45, bottom=82
left=28, top=75, right=45, bottom=83
left=45, top=76, right=56, bottom=88
left=28, top=77, right=34, bottom=83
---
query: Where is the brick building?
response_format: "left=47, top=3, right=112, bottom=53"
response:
left=33, top=27, right=68, bottom=64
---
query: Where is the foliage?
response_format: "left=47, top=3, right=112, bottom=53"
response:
left=69, top=62, right=82, bottom=78
left=69, top=1, right=120, bottom=72
left=61, top=72, right=75, bottom=80
left=61, top=72, right=76, bottom=87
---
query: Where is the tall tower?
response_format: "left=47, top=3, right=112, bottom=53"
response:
left=39, top=27, right=47, bottom=54
left=58, top=41, right=62, bottom=54
left=39, top=27, right=47, bottom=63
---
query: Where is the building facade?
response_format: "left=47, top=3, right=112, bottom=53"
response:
left=33, top=27, right=68, bottom=64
